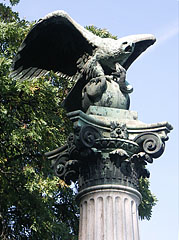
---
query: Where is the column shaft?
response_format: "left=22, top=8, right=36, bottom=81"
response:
left=78, top=185, right=141, bottom=240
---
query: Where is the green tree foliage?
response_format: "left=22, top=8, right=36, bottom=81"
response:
left=138, top=178, right=157, bottom=220
left=9, top=0, right=20, bottom=6
left=85, top=25, right=117, bottom=39
left=0, top=3, right=78, bottom=239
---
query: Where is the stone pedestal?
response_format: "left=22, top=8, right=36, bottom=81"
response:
left=77, top=185, right=141, bottom=240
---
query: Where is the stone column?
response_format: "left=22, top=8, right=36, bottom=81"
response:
left=77, top=185, right=141, bottom=240
left=46, top=107, right=172, bottom=240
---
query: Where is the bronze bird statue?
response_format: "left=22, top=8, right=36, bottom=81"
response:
left=11, top=10, right=156, bottom=112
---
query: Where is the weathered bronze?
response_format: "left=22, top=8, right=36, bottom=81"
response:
left=45, top=107, right=172, bottom=189
left=11, top=10, right=155, bottom=112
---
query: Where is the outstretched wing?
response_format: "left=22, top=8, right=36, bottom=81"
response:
left=11, top=11, right=95, bottom=80
left=119, top=34, right=156, bottom=70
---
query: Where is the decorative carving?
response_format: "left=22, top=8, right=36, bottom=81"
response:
left=53, top=152, right=69, bottom=177
left=79, top=125, right=101, bottom=148
left=109, top=149, right=132, bottom=176
left=45, top=109, right=172, bottom=189
left=95, top=138, right=139, bottom=155
left=53, top=151, right=79, bottom=184
left=46, top=123, right=170, bottom=187
left=134, top=132, right=165, bottom=158
left=110, top=149, right=129, bottom=161
left=131, top=152, right=151, bottom=178
left=45, top=125, right=101, bottom=184
left=110, top=122, right=128, bottom=139
left=78, top=156, right=139, bottom=190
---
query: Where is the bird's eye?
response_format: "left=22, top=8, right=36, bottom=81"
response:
left=122, top=41, right=128, bottom=45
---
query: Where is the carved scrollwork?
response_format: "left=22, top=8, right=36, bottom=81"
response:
left=46, top=120, right=169, bottom=186
left=79, top=125, right=101, bottom=148
left=46, top=125, right=101, bottom=184
left=53, top=152, right=69, bottom=178
left=53, top=152, right=79, bottom=184
left=134, top=132, right=165, bottom=158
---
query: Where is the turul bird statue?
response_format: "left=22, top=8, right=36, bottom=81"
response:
left=11, top=10, right=156, bottom=112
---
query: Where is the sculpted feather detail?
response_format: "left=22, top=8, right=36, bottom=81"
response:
left=11, top=10, right=156, bottom=112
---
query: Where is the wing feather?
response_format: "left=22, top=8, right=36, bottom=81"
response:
left=11, top=10, right=96, bottom=80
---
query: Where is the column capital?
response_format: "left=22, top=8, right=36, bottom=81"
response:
left=45, top=106, right=172, bottom=190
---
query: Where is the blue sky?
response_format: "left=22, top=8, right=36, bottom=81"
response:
left=4, top=0, right=179, bottom=239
